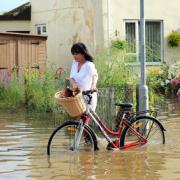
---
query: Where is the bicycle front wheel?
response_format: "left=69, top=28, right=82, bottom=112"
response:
left=120, top=116, right=165, bottom=148
left=47, top=121, right=96, bottom=155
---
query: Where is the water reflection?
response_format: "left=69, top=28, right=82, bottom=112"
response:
left=0, top=98, right=180, bottom=180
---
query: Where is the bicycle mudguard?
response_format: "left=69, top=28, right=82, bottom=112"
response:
left=132, top=115, right=166, bottom=131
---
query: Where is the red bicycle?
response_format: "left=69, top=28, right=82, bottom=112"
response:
left=47, top=90, right=165, bottom=155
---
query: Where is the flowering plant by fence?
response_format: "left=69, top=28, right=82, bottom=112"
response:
left=168, top=61, right=180, bottom=79
left=0, top=69, right=11, bottom=85
left=168, top=61, right=180, bottom=95
left=170, top=78, right=180, bottom=85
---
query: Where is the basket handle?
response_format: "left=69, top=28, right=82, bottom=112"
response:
left=54, top=91, right=61, bottom=98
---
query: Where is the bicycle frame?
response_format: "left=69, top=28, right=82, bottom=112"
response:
left=71, top=119, right=84, bottom=150
left=47, top=91, right=165, bottom=155
left=81, top=103, right=147, bottom=150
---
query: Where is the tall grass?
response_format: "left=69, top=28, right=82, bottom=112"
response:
left=94, top=47, right=139, bottom=104
left=95, top=48, right=139, bottom=87
left=0, top=69, right=66, bottom=112
left=0, top=44, right=171, bottom=113
left=25, top=70, right=53, bottom=111
left=0, top=75, right=24, bottom=110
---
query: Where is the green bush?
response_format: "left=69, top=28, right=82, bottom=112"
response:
left=111, top=39, right=127, bottom=50
left=168, top=32, right=180, bottom=47
left=147, top=64, right=169, bottom=94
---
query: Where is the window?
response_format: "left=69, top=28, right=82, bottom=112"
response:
left=145, top=22, right=162, bottom=63
left=35, top=24, right=46, bottom=35
left=125, top=21, right=139, bottom=63
left=125, top=20, right=163, bottom=64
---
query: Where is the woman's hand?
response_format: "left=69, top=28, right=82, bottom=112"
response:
left=90, top=83, right=97, bottom=91
left=70, top=78, right=78, bottom=90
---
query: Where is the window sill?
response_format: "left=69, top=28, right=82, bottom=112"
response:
left=126, top=62, right=162, bottom=66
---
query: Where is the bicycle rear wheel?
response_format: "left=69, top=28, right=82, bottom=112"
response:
left=47, top=121, right=97, bottom=155
left=120, top=116, right=165, bottom=148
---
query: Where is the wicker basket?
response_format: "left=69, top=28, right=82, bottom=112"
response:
left=54, top=90, right=86, bottom=117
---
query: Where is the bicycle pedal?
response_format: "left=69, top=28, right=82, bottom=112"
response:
left=69, top=147, right=75, bottom=151
left=106, top=142, right=119, bottom=151
left=106, top=146, right=119, bottom=151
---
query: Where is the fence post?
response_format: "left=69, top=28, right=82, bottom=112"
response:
left=124, top=83, right=133, bottom=103
left=109, top=88, right=115, bottom=128
left=136, top=84, right=139, bottom=111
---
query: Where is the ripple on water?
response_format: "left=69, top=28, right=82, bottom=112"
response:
left=0, top=98, right=180, bottom=180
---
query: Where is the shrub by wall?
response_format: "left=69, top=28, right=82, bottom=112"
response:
left=168, top=32, right=180, bottom=47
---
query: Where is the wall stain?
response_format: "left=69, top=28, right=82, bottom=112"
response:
left=71, top=33, right=79, bottom=44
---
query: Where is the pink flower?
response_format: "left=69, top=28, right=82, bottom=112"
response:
left=170, top=78, right=180, bottom=85
left=177, top=88, right=180, bottom=96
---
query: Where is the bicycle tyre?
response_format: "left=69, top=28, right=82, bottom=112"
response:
left=47, top=121, right=98, bottom=155
left=120, top=115, right=165, bottom=148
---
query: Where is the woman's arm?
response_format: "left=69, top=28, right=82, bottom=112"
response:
left=91, top=74, right=98, bottom=90
left=70, top=78, right=78, bottom=90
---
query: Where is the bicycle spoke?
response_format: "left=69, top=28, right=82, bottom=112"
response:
left=120, top=116, right=165, bottom=148
left=146, top=126, right=163, bottom=143
left=47, top=121, right=95, bottom=155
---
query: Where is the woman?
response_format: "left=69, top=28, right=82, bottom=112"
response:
left=70, top=42, right=98, bottom=111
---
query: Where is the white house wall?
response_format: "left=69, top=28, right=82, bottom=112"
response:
left=29, top=0, right=180, bottom=68
left=30, top=0, right=104, bottom=70
left=0, top=21, right=30, bottom=32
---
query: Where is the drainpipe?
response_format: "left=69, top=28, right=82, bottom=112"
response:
left=139, top=0, right=149, bottom=112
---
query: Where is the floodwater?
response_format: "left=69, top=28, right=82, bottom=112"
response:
left=0, top=98, right=180, bottom=180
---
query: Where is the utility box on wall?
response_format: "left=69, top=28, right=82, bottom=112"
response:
left=0, top=32, right=47, bottom=77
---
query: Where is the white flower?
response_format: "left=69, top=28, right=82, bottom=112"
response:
left=160, top=81, right=165, bottom=86
left=165, top=80, right=170, bottom=84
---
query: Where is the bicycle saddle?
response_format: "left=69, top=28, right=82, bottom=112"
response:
left=114, top=103, right=133, bottom=108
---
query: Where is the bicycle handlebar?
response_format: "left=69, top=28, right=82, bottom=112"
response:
left=82, top=89, right=97, bottom=95
left=82, top=90, right=97, bottom=105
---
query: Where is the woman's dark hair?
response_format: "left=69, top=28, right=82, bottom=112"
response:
left=71, top=42, right=94, bottom=62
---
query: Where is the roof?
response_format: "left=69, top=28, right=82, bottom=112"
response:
left=0, top=2, right=31, bottom=21
left=0, top=32, right=47, bottom=40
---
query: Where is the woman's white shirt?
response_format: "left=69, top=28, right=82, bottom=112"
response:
left=70, top=60, right=98, bottom=110
left=70, top=60, right=98, bottom=91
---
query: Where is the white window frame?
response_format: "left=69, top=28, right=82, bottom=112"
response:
left=125, top=20, right=139, bottom=63
left=35, top=24, right=47, bottom=35
left=124, top=20, right=163, bottom=65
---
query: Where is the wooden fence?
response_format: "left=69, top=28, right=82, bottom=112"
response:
left=96, top=85, right=134, bottom=129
